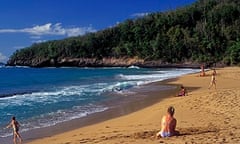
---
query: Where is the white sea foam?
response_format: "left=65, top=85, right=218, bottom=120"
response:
left=128, top=65, right=140, bottom=69
left=119, top=69, right=199, bottom=82
left=23, top=105, right=107, bottom=132
left=0, top=104, right=108, bottom=138
left=0, top=68, right=199, bottom=108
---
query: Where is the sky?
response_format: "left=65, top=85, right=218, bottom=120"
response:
left=0, top=0, right=196, bottom=63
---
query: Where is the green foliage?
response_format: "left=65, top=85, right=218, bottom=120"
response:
left=225, top=41, right=240, bottom=65
left=8, top=0, right=240, bottom=66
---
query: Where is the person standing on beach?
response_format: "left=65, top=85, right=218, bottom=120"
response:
left=200, top=64, right=205, bottom=77
left=213, top=68, right=217, bottom=76
left=208, top=71, right=216, bottom=90
left=156, top=106, right=179, bottom=138
left=6, top=116, right=22, bottom=144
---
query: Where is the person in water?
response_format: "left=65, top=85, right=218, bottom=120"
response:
left=156, top=106, right=179, bottom=138
left=6, top=116, right=22, bottom=144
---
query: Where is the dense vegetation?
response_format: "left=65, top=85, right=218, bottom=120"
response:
left=8, top=0, right=240, bottom=67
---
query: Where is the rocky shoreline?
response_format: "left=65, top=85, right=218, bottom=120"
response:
left=7, top=57, right=205, bottom=68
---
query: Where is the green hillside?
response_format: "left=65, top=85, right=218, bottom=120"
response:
left=7, top=0, right=240, bottom=67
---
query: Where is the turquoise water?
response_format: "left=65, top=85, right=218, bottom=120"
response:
left=0, top=66, right=199, bottom=137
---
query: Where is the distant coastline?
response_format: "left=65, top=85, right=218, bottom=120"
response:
left=7, top=57, right=209, bottom=68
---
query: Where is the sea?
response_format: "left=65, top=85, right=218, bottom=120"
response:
left=0, top=66, right=199, bottom=138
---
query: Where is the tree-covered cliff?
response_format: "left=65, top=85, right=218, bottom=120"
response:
left=7, top=0, right=240, bottom=67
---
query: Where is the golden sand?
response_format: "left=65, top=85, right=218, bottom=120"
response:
left=27, top=67, right=240, bottom=144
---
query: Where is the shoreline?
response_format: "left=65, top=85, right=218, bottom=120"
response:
left=25, top=66, right=240, bottom=144
left=6, top=57, right=205, bottom=68
left=0, top=78, right=180, bottom=144
left=4, top=67, right=240, bottom=144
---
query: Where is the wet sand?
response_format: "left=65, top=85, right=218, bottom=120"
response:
left=24, top=67, right=240, bottom=143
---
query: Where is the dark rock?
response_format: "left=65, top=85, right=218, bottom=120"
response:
left=7, top=57, right=202, bottom=68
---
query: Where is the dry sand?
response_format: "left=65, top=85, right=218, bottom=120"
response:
left=27, top=67, right=240, bottom=144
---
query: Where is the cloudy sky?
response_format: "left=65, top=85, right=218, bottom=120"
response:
left=0, top=0, right=196, bottom=63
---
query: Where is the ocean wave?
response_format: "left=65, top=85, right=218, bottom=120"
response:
left=118, top=69, right=199, bottom=81
left=0, top=69, right=199, bottom=107
left=102, top=81, right=138, bottom=93
left=128, top=65, right=140, bottom=69
left=0, top=104, right=108, bottom=138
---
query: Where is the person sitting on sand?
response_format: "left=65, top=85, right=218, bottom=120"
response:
left=6, top=116, right=22, bottom=144
left=156, top=106, right=179, bottom=138
left=177, top=86, right=188, bottom=96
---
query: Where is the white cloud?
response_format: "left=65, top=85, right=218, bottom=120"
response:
left=0, top=23, right=97, bottom=37
left=31, top=39, right=47, bottom=44
left=13, top=46, right=25, bottom=49
left=131, top=12, right=149, bottom=18
left=0, top=52, right=7, bottom=63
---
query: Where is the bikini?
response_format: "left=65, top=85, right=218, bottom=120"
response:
left=159, top=116, right=172, bottom=137
left=13, top=121, right=19, bottom=132
left=160, top=131, right=171, bottom=137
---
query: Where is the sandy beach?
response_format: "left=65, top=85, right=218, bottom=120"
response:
left=26, top=67, right=240, bottom=144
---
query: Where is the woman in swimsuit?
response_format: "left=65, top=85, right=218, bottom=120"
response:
left=178, top=86, right=188, bottom=96
left=200, top=64, right=205, bottom=77
left=208, top=72, right=216, bottom=90
left=156, top=106, right=179, bottom=138
left=6, top=116, right=22, bottom=144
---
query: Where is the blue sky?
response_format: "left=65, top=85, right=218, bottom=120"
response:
left=0, top=0, right=196, bottom=63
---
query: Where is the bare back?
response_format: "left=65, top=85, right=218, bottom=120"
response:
left=160, top=115, right=177, bottom=134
